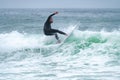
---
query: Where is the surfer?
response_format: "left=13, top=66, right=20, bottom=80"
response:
left=43, top=11, right=67, bottom=43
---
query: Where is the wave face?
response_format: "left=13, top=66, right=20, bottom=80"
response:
left=0, top=9, right=120, bottom=80
left=0, top=29, right=120, bottom=80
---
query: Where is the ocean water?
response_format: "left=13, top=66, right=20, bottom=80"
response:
left=0, top=8, right=120, bottom=80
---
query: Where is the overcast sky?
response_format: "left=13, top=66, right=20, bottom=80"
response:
left=0, top=0, right=120, bottom=8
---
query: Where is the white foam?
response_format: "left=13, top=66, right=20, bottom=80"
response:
left=0, top=27, right=120, bottom=53
left=0, top=31, right=45, bottom=52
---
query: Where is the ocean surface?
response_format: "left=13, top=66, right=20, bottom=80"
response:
left=0, top=8, right=120, bottom=80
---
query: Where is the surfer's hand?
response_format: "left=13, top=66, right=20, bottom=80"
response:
left=54, top=11, right=58, bottom=14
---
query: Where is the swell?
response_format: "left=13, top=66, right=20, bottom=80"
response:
left=0, top=30, right=120, bottom=61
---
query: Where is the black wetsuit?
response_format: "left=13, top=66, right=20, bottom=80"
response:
left=43, top=13, right=66, bottom=40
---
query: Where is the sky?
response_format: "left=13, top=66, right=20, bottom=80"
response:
left=0, top=0, right=120, bottom=8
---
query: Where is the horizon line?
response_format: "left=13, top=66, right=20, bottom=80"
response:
left=0, top=7, right=120, bottom=9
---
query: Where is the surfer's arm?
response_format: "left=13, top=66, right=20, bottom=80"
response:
left=46, top=12, right=58, bottom=23
left=50, top=12, right=58, bottom=17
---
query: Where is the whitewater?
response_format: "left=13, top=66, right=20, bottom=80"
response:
left=0, top=8, right=120, bottom=80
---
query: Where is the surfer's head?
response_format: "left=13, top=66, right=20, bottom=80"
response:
left=49, top=12, right=58, bottom=23
left=49, top=17, right=53, bottom=23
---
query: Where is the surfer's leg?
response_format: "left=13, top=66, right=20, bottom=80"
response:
left=57, top=30, right=67, bottom=35
left=55, top=33, right=61, bottom=43
left=44, top=29, right=60, bottom=39
left=51, top=29, right=67, bottom=36
left=55, top=33, right=59, bottom=40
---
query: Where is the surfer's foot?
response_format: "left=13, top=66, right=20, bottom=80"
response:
left=65, top=33, right=68, bottom=36
left=57, top=40, right=61, bottom=43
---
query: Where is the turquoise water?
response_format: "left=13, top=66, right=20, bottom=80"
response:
left=0, top=8, right=120, bottom=80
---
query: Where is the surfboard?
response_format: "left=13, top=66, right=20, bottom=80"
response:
left=58, top=26, right=78, bottom=47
